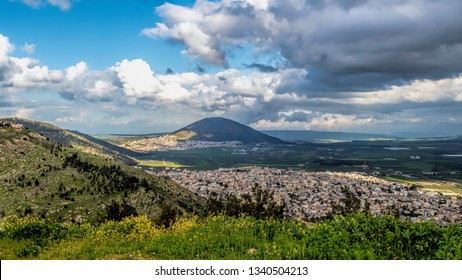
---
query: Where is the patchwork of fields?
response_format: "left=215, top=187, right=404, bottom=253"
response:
left=132, top=139, right=462, bottom=177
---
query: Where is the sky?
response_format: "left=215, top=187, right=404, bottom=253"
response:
left=1, top=0, right=462, bottom=136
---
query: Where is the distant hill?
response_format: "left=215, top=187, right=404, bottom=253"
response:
left=2, top=118, right=141, bottom=165
left=261, top=130, right=397, bottom=143
left=393, top=131, right=462, bottom=138
left=118, top=117, right=286, bottom=152
left=0, top=120, right=203, bottom=223
left=68, top=130, right=146, bottom=158
left=173, top=117, right=286, bottom=144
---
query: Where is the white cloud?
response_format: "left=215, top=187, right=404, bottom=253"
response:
left=246, top=0, right=271, bottom=11
left=47, top=0, right=72, bottom=11
left=158, top=82, right=191, bottom=101
left=13, top=108, right=36, bottom=119
left=3, top=31, right=462, bottom=135
left=251, top=113, right=379, bottom=131
left=173, top=22, right=226, bottom=66
left=138, top=0, right=304, bottom=66
left=2, top=31, right=461, bottom=112
left=330, top=76, right=462, bottom=106
left=1, top=35, right=64, bottom=93
left=307, top=114, right=376, bottom=131
left=54, top=111, right=91, bottom=124
left=13, top=0, right=73, bottom=10
left=7, top=57, right=62, bottom=91
left=158, top=72, right=209, bottom=86
left=60, top=62, right=119, bottom=102
left=104, top=58, right=306, bottom=104
left=143, top=0, right=462, bottom=96
left=65, top=61, right=87, bottom=80
left=0, top=34, right=15, bottom=63
left=218, top=68, right=304, bottom=101
left=21, top=43, right=36, bottom=55
left=141, top=0, right=282, bottom=66
left=86, top=80, right=117, bottom=99
left=113, top=59, right=160, bottom=98
left=13, top=0, right=41, bottom=9
left=144, top=21, right=227, bottom=66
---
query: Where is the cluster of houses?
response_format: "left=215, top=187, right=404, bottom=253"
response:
left=148, top=166, right=462, bottom=224
left=123, top=134, right=242, bottom=151
left=164, top=140, right=242, bottom=151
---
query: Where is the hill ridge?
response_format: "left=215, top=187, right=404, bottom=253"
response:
left=261, top=129, right=398, bottom=142
left=1, top=117, right=140, bottom=164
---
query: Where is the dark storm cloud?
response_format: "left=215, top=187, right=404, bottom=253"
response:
left=147, top=0, right=462, bottom=93
left=227, top=95, right=307, bottom=124
left=58, top=90, right=115, bottom=102
left=282, top=111, right=312, bottom=122
left=0, top=66, right=8, bottom=82
left=58, top=90, right=78, bottom=101
left=271, top=0, right=462, bottom=92
left=194, top=64, right=205, bottom=73
left=0, top=58, right=19, bottom=85
left=245, top=63, right=278, bottom=73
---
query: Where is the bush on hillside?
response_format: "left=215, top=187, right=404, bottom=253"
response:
left=102, top=199, right=138, bottom=222
left=206, top=184, right=286, bottom=219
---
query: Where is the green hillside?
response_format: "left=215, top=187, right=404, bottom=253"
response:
left=0, top=121, right=203, bottom=224
left=2, top=117, right=138, bottom=165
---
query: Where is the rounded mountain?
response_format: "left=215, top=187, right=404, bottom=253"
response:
left=172, top=117, right=286, bottom=144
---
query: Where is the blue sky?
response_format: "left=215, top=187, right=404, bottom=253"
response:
left=1, top=0, right=462, bottom=136
left=0, top=0, right=194, bottom=71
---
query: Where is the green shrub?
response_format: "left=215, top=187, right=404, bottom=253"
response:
left=1, top=214, right=461, bottom=259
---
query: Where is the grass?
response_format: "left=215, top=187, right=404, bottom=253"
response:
left=383, top=176, right=462, bottom=196
left=0, top=238, right=30, bottom=259
left=383, top=176, right=419, bottom=184
left=1, top=214, right=461, bottom=260
left=172, top=130, right=196, bottom=140
left=418, top=182, right=462, bottom=196
left=136, top=159, right=191, bottom=168
left=401, top=161, right=434, bottom=171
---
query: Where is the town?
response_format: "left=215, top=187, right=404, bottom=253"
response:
left=147, top=166, right=462, bottom=224
left=121, top=133, right=243, bottom=151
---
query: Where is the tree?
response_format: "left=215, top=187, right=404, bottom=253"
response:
left=205, top=191, right=224, bottom=215
left=24, top=206, right=33, bottom=216
left=386, top=204, right=401, bottom=219
left=155, top=200, right=178, bottom=228
left=331, top=186, right=363, bottom=216
left=102, top=199, right=138, bottom=222
left=205, top=184, right=286, bottom=220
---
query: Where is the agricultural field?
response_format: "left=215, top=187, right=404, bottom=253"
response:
left=136, top=159, right=191, bottom=169
left=135, top=138, right=462, bottom=175
left=131, top=138, right=462, bottom=196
